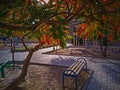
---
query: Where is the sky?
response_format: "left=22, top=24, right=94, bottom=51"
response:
left=37, top=0, right=49, bottom=3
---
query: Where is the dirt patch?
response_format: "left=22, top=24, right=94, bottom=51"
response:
left=42, top=46, right=120, bottom=59
left=15, top=65, right=92, bottom=90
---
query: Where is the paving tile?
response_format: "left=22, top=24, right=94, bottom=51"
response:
left=0, top=44, right=120, bottom=90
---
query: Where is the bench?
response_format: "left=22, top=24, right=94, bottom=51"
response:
left=0, top=60, right=11, bottom=78
left=62, top=58, right=87, bottom=90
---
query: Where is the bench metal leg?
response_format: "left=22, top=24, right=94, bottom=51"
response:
left=0, top=67, right=5, bottom=78
left=75, top=77, right=78, bottom=90
left=62, top=74, right=65, bottom=88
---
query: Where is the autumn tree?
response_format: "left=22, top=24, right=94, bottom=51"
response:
left=77, top=0, right=120, bottom=57
left=0, top=0, right=120, bottom=89
left=0, top=0, right=83, bottom=89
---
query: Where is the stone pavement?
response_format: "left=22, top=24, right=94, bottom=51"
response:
left=0, top=44, right=120, bottom=90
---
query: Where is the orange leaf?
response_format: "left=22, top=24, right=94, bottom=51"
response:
left=108, top=34, right=113, bottom=41
left=102, top=14, right=107, bottom=21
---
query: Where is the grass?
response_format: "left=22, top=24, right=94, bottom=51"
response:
left=14, top=46, right=33, bottom=52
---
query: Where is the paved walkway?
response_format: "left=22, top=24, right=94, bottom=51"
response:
left=0, top=44, right=120, bottom=90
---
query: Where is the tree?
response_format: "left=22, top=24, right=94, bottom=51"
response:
left=0, top=0, right=83, bottom=89
left=76, top=0, right=120, bottom=57
left=0, top=0, right=120, bottom=89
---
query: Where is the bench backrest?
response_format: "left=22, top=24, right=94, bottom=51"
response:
left=64, top=58, right=87, bottom=76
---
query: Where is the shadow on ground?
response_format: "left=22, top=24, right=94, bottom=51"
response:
left=0, top=65, right=92, bottom=90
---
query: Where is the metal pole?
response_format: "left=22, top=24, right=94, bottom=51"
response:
left=10, top=38, right=15, bottom=68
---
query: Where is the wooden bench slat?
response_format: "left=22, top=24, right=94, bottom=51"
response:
left=66, top=61, right=85, bottom=76
left=73, top=61, right=84, bottom=75
left=67, top=61, right=78, bottom=70
left=71, top=61, right=84, bottom=72
left=65, top=61, right=80, bottom=75
left=75, top=62, right=85, bottom=75
left=67, top=61, right=82, bottom=75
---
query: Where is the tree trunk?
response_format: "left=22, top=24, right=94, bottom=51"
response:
left=19, top=49, right=34, bottom=80
left=99, top=37, right=104, bottom=56
left=99, top=37, right=108, bottom=57
left=4, top=49, right=34, bottom=90
left=103, top=41, right=109, bottom=57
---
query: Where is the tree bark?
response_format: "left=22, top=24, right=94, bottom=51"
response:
left=99, top=37, right=108, bottom=57
left=99, top=37, right=104, bottom=56
left=4, top=49, right=34, bottom=90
